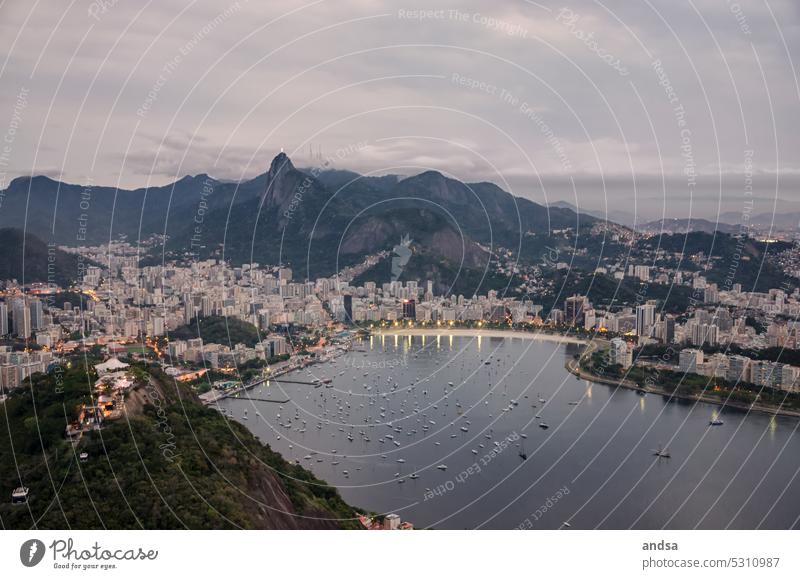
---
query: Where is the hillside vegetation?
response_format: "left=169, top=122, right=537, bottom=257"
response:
left=0, top=363, right=359, bottom=529
left=171, top=315, right=261, bottom=347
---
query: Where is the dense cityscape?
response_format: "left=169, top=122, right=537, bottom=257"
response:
left=2, top=230, right=799, bottom=419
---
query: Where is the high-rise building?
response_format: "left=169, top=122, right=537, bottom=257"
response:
left=690, top=323, right=718, bottom=347
left=714, top=309, right=733, bottom=332
left=679, top=349, right=704, bottom=374
left=610, top=338, right=633, bottom=368
left=704, top=284, right=719, bottom=304
left=564, top=295, right=587, bottom=327
left=583, top=308, right=596, bottom=331
left=0, top=302, right=7, bottom=335
left=29, top=298, right=44, bottom=330
left=11, top=300, right=31, bottom=339
left=167, top=341, right=188, bottom=359
left=152, top=316, right=165, bottom=336
left=402, top=299, right=416, bottom=319
left=184, top=295, right=196, bottom=324
left=750, top=361, right=776, bottom=387
left=343, top=294, right=353, bottom=324
left=636, top=304, right=656, bottom=337
left=664, top=315, right=675, bottom=343
left=780, top=365, right=799, bottom=393
left=726, top=355, right=751, bottom=384
left=634, top=265, right=650, bottom=281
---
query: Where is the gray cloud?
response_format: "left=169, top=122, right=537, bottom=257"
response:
left=0, top=0, right=798, bottom=220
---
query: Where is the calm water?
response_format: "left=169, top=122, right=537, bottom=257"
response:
left=219, top=334, right=800, bottom=529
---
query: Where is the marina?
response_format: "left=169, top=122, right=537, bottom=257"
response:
left=219, top=333, right=800, bottom=529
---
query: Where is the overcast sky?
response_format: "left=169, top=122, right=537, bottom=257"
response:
left=1, top=0, right=799, bottom=220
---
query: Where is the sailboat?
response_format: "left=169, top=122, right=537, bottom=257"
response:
left=709, top=412, right=724, bottom=426
left=652, top=444, right=671, bottom=458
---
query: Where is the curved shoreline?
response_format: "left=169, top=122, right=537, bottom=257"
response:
left=373, top=328, right=588, bottom=345
left=565, top=346, right=800, bottom=420
left=375, top=328, right=800, bottom=419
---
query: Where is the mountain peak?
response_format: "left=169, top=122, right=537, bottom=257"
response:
left=7, top=174, right=58, bottom=190
left=409, top=169, right=446, bottom=182
left=269, top=151, right=295, bottom=176
left=260, top=151, right=303, bottom=209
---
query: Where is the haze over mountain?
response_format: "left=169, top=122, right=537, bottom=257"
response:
left=636, top=218, right=741, bottom=236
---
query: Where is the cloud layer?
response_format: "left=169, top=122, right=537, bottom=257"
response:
left=1, top=0, right=798, bottom=221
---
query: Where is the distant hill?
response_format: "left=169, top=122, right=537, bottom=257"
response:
left=0, top=228, right=83, bottom=285
left=719, top=210, right=800, bottom=231
left=638, top=218, right=740, bottom=235
left=638, top=231, right=793, bottom=292
left=0, top=172, right=264, bottom=245
left=171, top=315, right=261, bottom=347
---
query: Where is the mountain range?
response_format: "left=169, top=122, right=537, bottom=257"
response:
left=1, top=153, right=594, bottom=294
left=550, top=200, right=800, bottom=233
left=4, top=153, right=792, bottom=296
